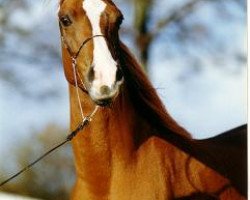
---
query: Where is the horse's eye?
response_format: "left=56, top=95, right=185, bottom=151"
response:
left=60, top=15, right=72, bottom=27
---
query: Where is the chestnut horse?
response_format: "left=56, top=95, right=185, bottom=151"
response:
left=58, top=0, right=246, bottom=199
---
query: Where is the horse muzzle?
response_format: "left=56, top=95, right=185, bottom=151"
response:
left=85, top=66, right=124, bottom=107
left=88, top=81, right=123, bottom=106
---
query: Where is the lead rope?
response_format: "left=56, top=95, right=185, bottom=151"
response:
left=0, top=106, right=98, bottom=187
left=70, top=54, right=99, bottom=130
left=0, top=57, right=99, bottom=188
left=0, top=105, right=98, bottom=187
left=0, top=32, right=102, bottom=188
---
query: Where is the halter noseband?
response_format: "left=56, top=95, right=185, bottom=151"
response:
left=61, top=34, right=105, bottom=60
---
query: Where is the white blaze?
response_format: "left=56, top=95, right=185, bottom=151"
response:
left=83, top=0, right=117, bottom=93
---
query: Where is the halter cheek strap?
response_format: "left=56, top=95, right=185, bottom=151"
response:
left=59, top=24, right=105, bottom=121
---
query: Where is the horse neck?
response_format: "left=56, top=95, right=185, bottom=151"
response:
left=69, top=83, right=150, bottom=159
left=64, top=42, right=191, bottom=197
left=66, top=40, right=191, bottom=169
left=68, top=77, right=151, bottom=198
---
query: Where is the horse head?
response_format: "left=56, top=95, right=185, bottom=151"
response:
left=58, top=0, right=124, bottom=106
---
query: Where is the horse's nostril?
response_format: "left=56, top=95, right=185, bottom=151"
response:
left=100, top=85, right=111, bottom=96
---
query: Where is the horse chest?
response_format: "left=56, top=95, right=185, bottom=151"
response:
left=109, top=170, right=169, bottom=200
left=109, top=137, right=171, bottom=200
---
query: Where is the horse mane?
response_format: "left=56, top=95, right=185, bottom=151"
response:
left=118, top=41, right=191, bottom=140
left=117, top=41, right=215, bottom=166
left=117, top=41, right=227, bottom=169
left=117, top=42, right=247, bottom=195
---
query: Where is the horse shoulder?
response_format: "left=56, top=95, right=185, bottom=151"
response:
left=170, top=148, right=245, bottom=199
left=186, top=157, right=245, bottom=199
left=141, top=137, right=245, bottom=199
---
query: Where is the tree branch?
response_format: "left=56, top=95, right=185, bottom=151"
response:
left=152, top=0, right=203, bottom=37
left=133, top=0, right=153, bottom=70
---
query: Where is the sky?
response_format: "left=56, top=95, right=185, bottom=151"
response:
left=0, top=0, right=247, bottom=158
left=149, top=0, right=247, bottom=136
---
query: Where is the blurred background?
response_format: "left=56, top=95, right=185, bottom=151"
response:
left=0, top=0, right=246, bottom=199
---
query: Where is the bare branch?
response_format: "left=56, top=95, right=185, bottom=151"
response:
left=133, top=0, right=154, bottom=70
left=152, top=0, right=203, bottom=37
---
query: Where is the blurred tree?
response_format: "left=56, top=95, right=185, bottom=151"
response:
left=0, top=124, right=75, bottom=200
left=0, top=0, right=62, bottom=100
left=133, top=0, right=153, bottom=69
left=122, top=0, right=246, bottom=71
